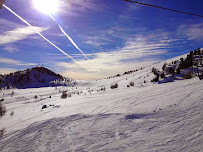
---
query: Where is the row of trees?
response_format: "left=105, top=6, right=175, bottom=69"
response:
left=151, top=48, right=202, bottom=82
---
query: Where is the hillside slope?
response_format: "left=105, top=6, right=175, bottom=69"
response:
left=0, top=65, right=203, bottom=151
left=0, top=67, right=73, bottom=89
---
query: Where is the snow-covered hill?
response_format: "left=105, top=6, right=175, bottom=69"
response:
left=0, top=67, right=74, bottom=89
left=0, top=52, right=202, bottom=152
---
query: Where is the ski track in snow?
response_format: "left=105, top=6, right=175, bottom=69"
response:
left=0, top=101, right=202, bottom=152
left=0, top=64, right=203, bottom=151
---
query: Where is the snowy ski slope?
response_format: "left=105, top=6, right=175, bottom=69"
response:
left=0, top=55, right=203, bottom=152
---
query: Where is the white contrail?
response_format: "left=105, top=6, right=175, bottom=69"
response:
left=3, top=5, right=88, bottom=70
left=49, top=14, right=89, bottom=60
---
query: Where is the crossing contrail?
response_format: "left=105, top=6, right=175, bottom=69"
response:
left=49, top=14, right=89, bottom=60
left=3, top=5, right=88, bottom=70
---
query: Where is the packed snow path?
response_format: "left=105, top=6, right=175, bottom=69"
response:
left=0, top=78, right=203, bottom=152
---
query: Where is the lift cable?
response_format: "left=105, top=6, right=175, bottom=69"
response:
left=124, top=0, right=203, bottom=18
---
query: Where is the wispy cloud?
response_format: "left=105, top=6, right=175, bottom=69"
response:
left=0, top=57, right=21, bottom=65
left=2, top=46, right=19, bottom=53
left=82, top=29, right=116, bottom=43
left=18, top=63, right=38, bottom=66
left=58, top=0, right=102, bottom=15
left=0, top=57, right=38, bottom=67
left=55, top=33, right=170, bottom=79
left=0, top=26, right=47, bottom=45
left=177, top=23, right=203, bottom=41
left=84, top=40, right=108, bottom=47
left=0, top=18, right=21, bottom=29
left=60, top=71, right=104, bottom=80
left=56, top=60, right=155, bottom=80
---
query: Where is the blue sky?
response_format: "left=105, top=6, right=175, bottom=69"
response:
left=0, top=0, right=202, bottom=80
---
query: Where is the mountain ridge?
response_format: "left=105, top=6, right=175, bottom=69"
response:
left=0, top=66, right=73, bottom=89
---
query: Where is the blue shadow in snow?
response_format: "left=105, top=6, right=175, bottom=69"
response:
left=158, top=74, right=183, bottom=84
left=125, top=113, right=153, bottom=119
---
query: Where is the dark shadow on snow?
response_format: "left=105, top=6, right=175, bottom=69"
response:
left=125, top=113, right=154, bottom=119
left=158, top=74, right=183, bottom=84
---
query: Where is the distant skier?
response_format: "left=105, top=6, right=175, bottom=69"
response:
left=0, top=0, right=5, bottom=9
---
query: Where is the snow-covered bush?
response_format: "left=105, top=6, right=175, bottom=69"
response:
left=151, top=76, right=159, bottom=82
left=101, top=87, right=106, bottom=91
left=162, top=63, right=167, bottom=71
left=34, top=95, right=38, bottom=99
left=127, top=82, right=134, bottom=87
left=10, top=111, right=14, bottom=116
left=0, top=103, right=6, bottom=116
left=61, top=91, right=71, bottom=99
left=176, top=68, right=181, bottom=74
left=161, top=72, right=165, bottom=78
left=154, top=77, right=159, bottom=82
left=110, top=85, right=114, bottom=89
left=42, top=105, right=47, bottom=109
left=152, top=67, right=159, bottom=76
left=61, top=91, right=68, bottom=99
left=169, top=67, right=175, bottom=77
left=183, top=69, right=195, bottom=79
left=129, top=81, right=134, bottom=86
left=0, top=128, right=5, bottom=136
left=110, top=83, right=118, bottom=89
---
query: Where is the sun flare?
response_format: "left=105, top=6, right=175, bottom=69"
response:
left=33, top=0, right=59, bottom=14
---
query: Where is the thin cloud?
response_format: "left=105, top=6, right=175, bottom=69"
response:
left=18, top=63, right=38, bottom=66
left=177, top=23, right=203, bottom=40
left=0, top=57, right=21, bottom=65
left=82, top=29, right=119, bottom=48
left=3, top=46, right=19, bottom=53
left=55, top=34, right=170, bottom=79
left=0, top=18, right=21, bottom=29
left=84, top=40, right=107, bottom=47
left=0, top=57, right=38, bottom=66
left=59, top=0, right=103, bottom=16
left=0, top=26, right=47, bottom=45
left=56, top=60, right=155, bottom=80
left=60, top=71, right=105, bottom=80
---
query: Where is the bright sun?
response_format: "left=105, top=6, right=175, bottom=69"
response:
left=33, top=0, right=59, bottom=14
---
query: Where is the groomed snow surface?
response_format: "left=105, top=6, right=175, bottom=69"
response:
left=0, top=60, right=203, bottom=152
